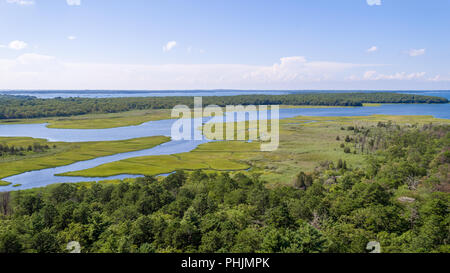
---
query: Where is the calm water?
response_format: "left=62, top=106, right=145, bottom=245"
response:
left=0, top=92, right=449, bottom=191
left=0, top=104, right=448, bottom=143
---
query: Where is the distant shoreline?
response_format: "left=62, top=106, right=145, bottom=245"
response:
left=2, top=89, right=450, bottom=93
left=1, top=89, right=449, bottom=100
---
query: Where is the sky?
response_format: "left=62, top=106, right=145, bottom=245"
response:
left=0, top=0, right=449, bottom=90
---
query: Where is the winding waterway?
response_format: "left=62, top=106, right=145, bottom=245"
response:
left=0, top=102, right=449, bottom=191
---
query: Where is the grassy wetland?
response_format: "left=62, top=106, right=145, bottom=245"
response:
left=0, top=95, right=448, bottom=186
left=0, top=105, right=365, bottom=130
left=0, top=92, right=449, bottom=254
left=54, top=114, right=450, bottom=188
left=0, top=136, right=170, bottom=181
left=59, top=141, right=261, bottom=177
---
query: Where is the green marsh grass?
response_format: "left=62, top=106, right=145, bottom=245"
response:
left=0, top=180, right=11, bottom=186
left=0, top=136, right=170, bottom=180
left=57, top=115, right=449, bottom=186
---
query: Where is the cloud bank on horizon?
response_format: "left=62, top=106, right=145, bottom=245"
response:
left=1, top=53, right=448, bottom=90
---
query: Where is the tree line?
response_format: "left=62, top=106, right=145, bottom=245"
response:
left=0, top=92, right=448, bottom=119
left=0, top=143, right=53, bottom=157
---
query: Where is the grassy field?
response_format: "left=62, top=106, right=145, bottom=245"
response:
left=0, top=109, right=173, bottom=129
left=59, top=141, right=261, bottom=177
left=0, top=136, right=170, bottom=180
left=55, top=114, right=449, bottom=186
left=2, top=112, right=447, bottom=188
left=362, top=103, right=382, bottom=107
left=0, top=180, right=11, bottom=186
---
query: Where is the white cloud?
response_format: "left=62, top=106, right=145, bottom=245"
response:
left=6, top=0, right=34, bottom=5
left=428, top=75, right=441, bottom=82
left=163, top=41, right=177, bottom=52
left=428, top=74, right=450, bottom=82
left=363, top=70, right=426, bottom=80
left=408, top=48, right=426, bottom=57
left=16, top=53, right=57, bottom=65
left=1, top=54, right=446, bottom=89
left=0, top=54, right=386, bottom=89
left=66, top=0, right=81, bottom=6
left=67, top=36, right=77, bottom=40
left=366, top=0, right=381, bottom=6
left=246, top=56, right=369, bottom=83
left=8, top=40, right=28, bottom=50
left=367, top=46, right=378, bottom=53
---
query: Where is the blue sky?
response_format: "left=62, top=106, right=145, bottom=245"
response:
left=1, top=0, right=449, bottom=90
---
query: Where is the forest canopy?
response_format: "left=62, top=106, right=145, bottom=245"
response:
left=0, top=92, right=448, bottom=119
